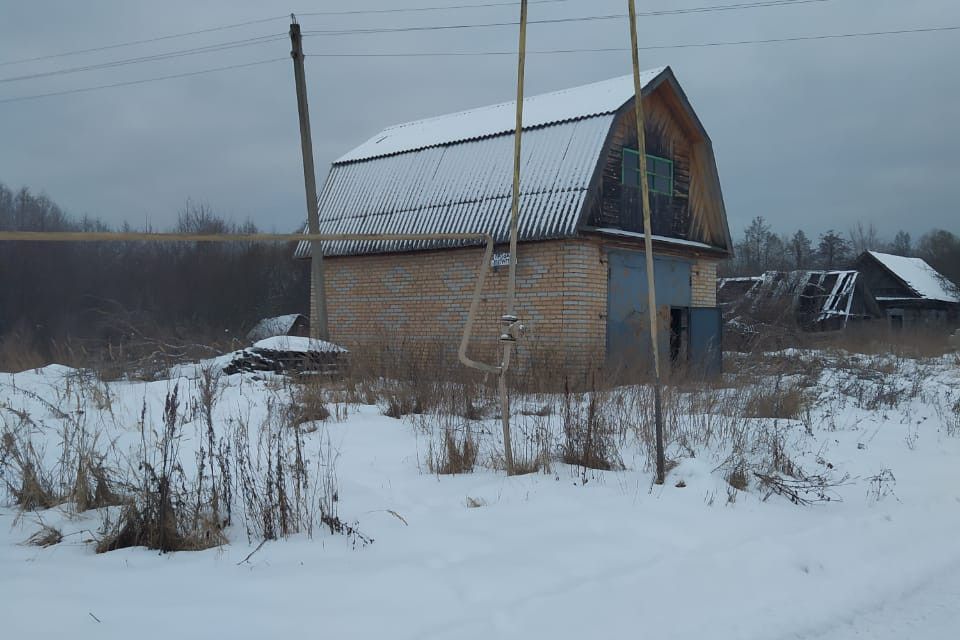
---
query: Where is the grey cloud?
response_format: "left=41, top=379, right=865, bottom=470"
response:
left=1, top=0, right=958, bottom=241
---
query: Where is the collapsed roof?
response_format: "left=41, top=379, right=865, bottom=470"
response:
left=718, top=270, right=877, bottom=332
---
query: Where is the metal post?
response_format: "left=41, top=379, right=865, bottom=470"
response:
left=289, top=15, right=329, bottom=340
left=627, top=0, right=667, bottom=484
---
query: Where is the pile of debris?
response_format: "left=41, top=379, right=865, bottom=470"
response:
left=223, top=336, right=347, bottom=377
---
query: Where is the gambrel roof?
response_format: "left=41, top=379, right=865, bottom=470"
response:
left=297, top=66, right=727, bottom=258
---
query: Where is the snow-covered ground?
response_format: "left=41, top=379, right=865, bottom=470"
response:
left=1, top=351, right=959, bottom=639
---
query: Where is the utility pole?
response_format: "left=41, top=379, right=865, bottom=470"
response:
left=497, top=0, right=529, bottom=476
left=627, top=0, right=666, bottom=484
left=289, top=14, right=329, bottom=340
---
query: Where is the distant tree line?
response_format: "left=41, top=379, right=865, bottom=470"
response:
left=0, top=181, right=308, bottom=360
left=722, top=216, right=960, bottom=285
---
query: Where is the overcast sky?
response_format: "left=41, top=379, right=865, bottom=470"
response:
left=1, top=0, right=958, bottom=240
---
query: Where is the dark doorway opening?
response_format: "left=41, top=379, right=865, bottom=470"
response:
left=670, top=307, right=688, bottom=363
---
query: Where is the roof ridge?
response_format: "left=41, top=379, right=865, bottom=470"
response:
left=381, top=72, right=650, bottom=134
left=335, top=67, right=668, bottom=163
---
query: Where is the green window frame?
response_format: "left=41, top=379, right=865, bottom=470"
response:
left=621, top=148, right=674, bottom=196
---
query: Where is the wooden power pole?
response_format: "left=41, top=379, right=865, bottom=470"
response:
left=627, top=0, right=667, bottom=484
left=289, top=15, right=329, bottom=340
left=497, top=0, right=529, bottom=476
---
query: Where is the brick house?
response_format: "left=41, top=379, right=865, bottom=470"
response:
left=297, top=66, right=732, bottom=377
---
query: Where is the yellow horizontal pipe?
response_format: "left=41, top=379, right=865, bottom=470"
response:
left=0, top=231, right=491, bottom=243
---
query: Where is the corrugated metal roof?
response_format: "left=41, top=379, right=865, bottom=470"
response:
left=297, top=113, right=616, bottom=258
left=297, top=69, right=669, bottom=258
left=338, top=68, right=665, bottom=163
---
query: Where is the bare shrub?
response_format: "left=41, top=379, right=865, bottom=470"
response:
left=561, top=379, right=622, bottom=472
left=866, top=468, right=898, bottom=503
left=511, top=409, right=554, bottom=475
left=98, top=386, right=224, bottom=553
left=726, top=465, right=749, bottom=491
left=0, top=326, right=47, bottom=372
left=24, top=524, right=63, bottom=547
left=744, top=378, right=807, bottom=420
left=427, top=427, right=478, bottom=475
left=1, top=424, right=56, bottom=510
left=754, top=471, right=846, bottom=506
left=289, top=378, right=331, bottom=424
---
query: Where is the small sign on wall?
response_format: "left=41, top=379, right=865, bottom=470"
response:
left=491, top=252, right=512, bottom=268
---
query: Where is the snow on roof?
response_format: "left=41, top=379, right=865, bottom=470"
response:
left=252, top=336, right=346, bottom=353
left=246, top=314, right=305, bottom=342
left=719, top=270, right=866, bottom=329
left=588, top=227, right=720, bottom=251
left=337, top=68, right=667, bottom=163
left=867, top=251, right=960, bottom=303
left=297, top=112, right=614, bottom=257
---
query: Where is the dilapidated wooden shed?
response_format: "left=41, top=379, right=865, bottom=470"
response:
left=718, top=270, right=882, bottom=345
left=852, top=251, right=960, bottom=329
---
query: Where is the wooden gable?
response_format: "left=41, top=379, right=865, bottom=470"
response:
left=580, top=70, right=731, bottom=254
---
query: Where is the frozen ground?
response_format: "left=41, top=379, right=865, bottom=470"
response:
left=1, top=351, right=959, bottom=639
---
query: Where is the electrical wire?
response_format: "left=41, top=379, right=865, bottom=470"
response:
left=298, top=0, right=571, bottom=17
left=2, top=22, right=955, bottom=105
left=0, top=16, right=288, bottom=68
left=0, top=34, right=286, bottom=84
left=0, top=58, right=286, bottom=104
left=0, top=0, right=833, bottom=68
left=302, top=0, right=837, bottom=37
left=302, top=25, right=960, bottom=57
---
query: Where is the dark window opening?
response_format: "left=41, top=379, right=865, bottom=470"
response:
left=622, top=148, right=674, bottom=196
left=670, top=307, right=688, bottom=363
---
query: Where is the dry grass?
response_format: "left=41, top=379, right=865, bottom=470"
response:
left=0, top=332, right=47, bottom=373
left=561, top=383, right=623, bottom=472
left=743, top=380, right=808, bottom=420
left=24, top=523, right=63, bottom=548
left=428, top=427, right=479, bottom=475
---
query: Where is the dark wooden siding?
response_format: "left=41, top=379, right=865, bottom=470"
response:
left=853, top=256, right=916, bottom=299
left=588, top=85, right=696, bottom=239
left=582, top=79, right=730, bottom=250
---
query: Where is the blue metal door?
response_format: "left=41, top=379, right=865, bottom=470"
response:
left=606, top=250, right=691, bottom=372
left=689, top=307, right=722, bottom=376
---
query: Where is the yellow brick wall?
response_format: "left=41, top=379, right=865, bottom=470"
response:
left=691, top=258, right=718, bottom=307
left=317, top=239, right=608, bottom=373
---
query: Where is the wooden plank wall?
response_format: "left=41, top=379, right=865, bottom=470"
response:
left=586, top=82, right=728, bottom=250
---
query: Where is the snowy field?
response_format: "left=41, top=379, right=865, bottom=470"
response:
left=2, top=349, right=959, bottom=639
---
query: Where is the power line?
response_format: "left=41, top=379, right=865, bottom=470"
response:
left=302, top=0, right=836, bottom=37
left=3, top=22, right=953, bottom=105
left=0, top=58, right=286, bottom=104
left=0, top=34, right=286, bottom=84
left=298, top=0, right=571, bottom=17
left=0, top=16, right=288, bottom=68
left=0, top=0, right=833, bottom=68
left=302, top=25, right=960, bottom=57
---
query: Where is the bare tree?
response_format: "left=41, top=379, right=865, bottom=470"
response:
left=817, top=230, right=851, bottom=270
left=788, top=230, right=813, bottom=270
left=849, top=221, right=880, bottom=255
left=889, top=230, right=913, bottom=256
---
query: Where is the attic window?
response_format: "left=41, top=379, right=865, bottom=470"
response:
left=622, top=148, right=673, bottom=196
